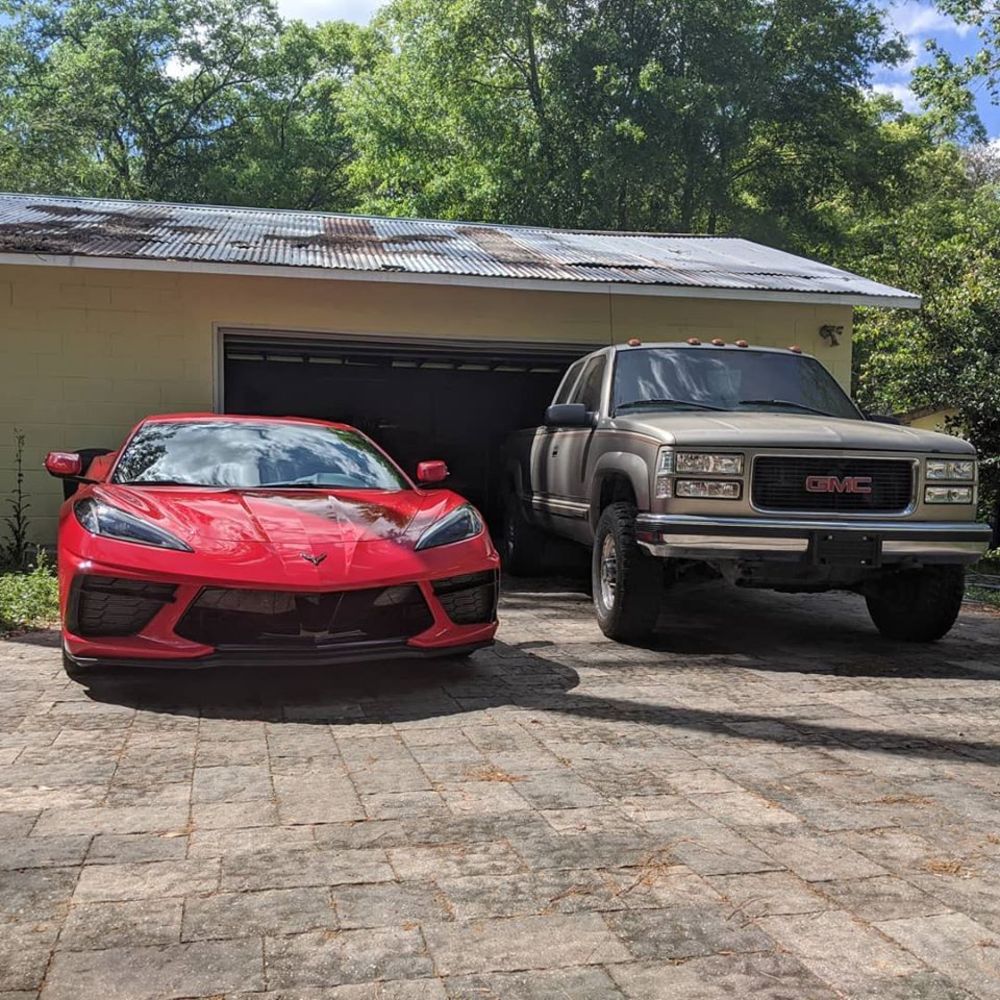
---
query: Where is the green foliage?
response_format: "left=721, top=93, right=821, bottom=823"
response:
left=0, top=553, right=59, bottom=633
left=3, top=428, right=31, bottom=572
left=345, top=0, right=906, bottom=240
left=0, top=0, right=363, bottom=208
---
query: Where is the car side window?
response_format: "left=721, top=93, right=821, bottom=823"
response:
left=553, top=360, right=585, bottom=405
left=571, top=356, right=607, bottom=413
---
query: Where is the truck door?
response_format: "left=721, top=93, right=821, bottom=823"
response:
left=529, top=359, right=586, bottom=528
left=560, top=353, right=608, bottom=511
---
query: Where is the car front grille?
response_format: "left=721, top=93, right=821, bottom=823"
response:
left=432, top=571, right=499, bottom=625
left=69, top=576, right=177, bottom=637
left=752, top=456, right=914, bottom=514
left=175, top=584, right=434, bottom=648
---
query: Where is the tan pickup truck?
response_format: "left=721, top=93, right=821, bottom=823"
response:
left=503, top=341, right=991, bottom=643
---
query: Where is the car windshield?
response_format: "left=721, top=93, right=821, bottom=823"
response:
left=613, top=347, right=860, bottom=420
left=113, top=421, right=410, bottom=490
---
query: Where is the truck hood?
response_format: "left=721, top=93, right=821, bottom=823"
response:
left=612, top=411, right=975, bottom=454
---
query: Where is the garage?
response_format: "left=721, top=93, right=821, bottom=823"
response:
left=221, top=330, right=589, bottom=521
left=0, top=193, right=921, bottom=544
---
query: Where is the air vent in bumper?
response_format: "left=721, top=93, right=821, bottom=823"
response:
left=68, top=576, right=177, bottom=637
left=432, top=571, right=499, bottom=625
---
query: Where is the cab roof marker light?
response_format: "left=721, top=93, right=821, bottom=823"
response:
left=711, top=339, right=725, bottom=347
left=789, top=345, right=802, bottom=354
left=627, top=338, right=642, bottom=347
left=735, top=340, right=749, bottom=348
left=686, top=338, right=702, bottom=346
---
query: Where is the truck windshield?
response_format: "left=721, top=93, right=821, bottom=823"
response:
left=613, top=347, right=861, bottom=420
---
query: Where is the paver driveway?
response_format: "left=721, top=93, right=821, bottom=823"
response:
left=2, top=580, right=1000, bottom=1000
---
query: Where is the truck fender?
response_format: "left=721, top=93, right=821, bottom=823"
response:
left=589, top=452, right=651, bottom=528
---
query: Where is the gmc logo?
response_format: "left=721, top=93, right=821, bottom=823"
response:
left=805, top=475, right=873, bottom=494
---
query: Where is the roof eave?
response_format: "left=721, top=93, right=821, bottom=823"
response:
left=0, top=251, right=922, bottom=310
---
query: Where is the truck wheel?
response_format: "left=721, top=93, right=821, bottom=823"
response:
left=865, top=565, right=965, bottom=642
left=592, top=503, right=661, bottom=643
left=502, top=492, right=546, bottom=576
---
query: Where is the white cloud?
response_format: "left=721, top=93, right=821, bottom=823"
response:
left=887, top=1, right=973, bottom=40
left=872, top=81, right=921, bottom=112
left=276, top=0, right=381, bottom=23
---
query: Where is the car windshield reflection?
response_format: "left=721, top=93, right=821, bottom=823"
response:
left=113, top=421, right=410, bottom=491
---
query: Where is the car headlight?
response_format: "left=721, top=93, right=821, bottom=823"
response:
left=74, top=498, right=192, bottom=551
left=926, top=459, right=976, bottom=481
left=925, top=486, right=974, bottom=505
left=675, top=479, right=742, bottom=500
left=676, top=452, right=745, bottom=475
left=415, top=504, right=484, bottom=551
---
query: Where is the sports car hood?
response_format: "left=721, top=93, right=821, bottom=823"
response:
left=612, top=411, right=975, bottom=454
left=93, top=486, right=457, bottom=549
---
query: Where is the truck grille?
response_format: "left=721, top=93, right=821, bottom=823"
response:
left=752, top=456, right=914, bottom=514
left=175, top=585, right=434, bottom=648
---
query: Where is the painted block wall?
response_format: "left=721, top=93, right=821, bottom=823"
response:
left=0, top=262, right=854, bottom=542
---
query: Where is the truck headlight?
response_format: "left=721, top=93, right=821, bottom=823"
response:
left=676, top=453, right=745, bottom=476
left=925, top=486, right=974, bottom=504
left=675, top=480, right=742, bottom=500
left=926, top=459, right=975, bottom=481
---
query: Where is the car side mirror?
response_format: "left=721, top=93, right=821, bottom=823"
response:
left=864, top=412, right=902, bottom=425
left=45, top=451, right=83, bottom=478
left=545, top=403, right=593, bottom=428
left=416, top=460, right=449, bottom=484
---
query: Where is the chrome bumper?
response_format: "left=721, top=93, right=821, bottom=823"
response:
left=634, top=514, right=992, bottom=565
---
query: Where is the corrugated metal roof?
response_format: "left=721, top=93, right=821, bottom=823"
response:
left=0, top=193, right=919, bottom=306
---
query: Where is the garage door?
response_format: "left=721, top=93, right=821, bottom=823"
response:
left=221, top=330, right=594, bottom=522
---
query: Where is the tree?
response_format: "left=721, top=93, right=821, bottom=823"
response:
left=834, top=135, right=1000, bottom=526
left=345, top=0, right=907, bottom=240
left=0, top=0, right=361, bottom=208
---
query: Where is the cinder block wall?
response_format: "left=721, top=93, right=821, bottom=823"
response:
left=0, top=262, right=853, bottom=543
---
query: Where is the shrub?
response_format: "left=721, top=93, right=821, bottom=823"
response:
left=0, top=553, right=59, bottom=633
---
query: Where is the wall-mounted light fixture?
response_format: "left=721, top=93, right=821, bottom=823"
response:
left=819, top=324, right=843, bottom=347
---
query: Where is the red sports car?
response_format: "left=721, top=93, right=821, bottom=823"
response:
left=46, top=414, right=499, bottom=677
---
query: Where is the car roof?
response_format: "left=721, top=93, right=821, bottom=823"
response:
left=138, top=413, right=355, bottom=431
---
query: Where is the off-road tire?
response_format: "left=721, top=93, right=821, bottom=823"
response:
left=592, top=502, right=662, bottom=643
left=865, top=565, right=965, bottom=642
left=502, top=491, right=547, bottom=576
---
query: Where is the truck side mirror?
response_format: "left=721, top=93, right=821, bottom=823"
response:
left=45, top=451, right=84, bottom=478
left=545, top=403, right=593, bottom=428
left=416, top=460, right=449, bottom=484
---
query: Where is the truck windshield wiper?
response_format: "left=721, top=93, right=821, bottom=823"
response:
left=616, top=398, right=728, bottom=413
left=737, top=399, right=835, bottom=417
left=120, top=479, right=202, bottom=487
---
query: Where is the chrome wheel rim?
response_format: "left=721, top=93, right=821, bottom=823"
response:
left=599, top=534, right=618, bottom=609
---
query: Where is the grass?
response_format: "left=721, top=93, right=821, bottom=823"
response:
left=0, top=555, right=59, bottom=634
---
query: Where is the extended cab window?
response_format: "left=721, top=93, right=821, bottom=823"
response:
left=572, top=356, right=607, bottom=413
left=553, top=360, right=586, bottom=404
left=613, top=347, right=860, bottom=420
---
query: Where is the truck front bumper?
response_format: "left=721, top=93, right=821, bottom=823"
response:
left=634, top=514, right=992, bottom=566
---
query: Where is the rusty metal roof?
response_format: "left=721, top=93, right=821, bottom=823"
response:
left=0, top=193, right=919, bottom=307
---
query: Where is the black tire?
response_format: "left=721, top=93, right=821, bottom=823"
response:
left=592, top=502, right=662, bottom=643
left=865, top=565, right=965, bottom=642
left=502, top=490, right=547, bottom=576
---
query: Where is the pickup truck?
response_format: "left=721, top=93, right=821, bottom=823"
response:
left=502, top=340, right=992, bottom=644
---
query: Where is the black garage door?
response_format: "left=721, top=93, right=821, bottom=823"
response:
left=222, top=331, right=592, bottom=522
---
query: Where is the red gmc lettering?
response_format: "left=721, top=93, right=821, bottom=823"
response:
left=805, top=475, right=873, bottom=494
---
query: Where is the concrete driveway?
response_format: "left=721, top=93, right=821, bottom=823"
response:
left=2, top=581, right=1000, bottom=999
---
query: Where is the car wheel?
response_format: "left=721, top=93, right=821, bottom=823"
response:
left=592, top=502, right=661, bottom=643
left=502, top=491, right=546, bottom=576
left=865, top=565, right=965, bottom=642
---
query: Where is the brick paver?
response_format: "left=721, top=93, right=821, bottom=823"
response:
left=1, top=580, right=1000, bottom=998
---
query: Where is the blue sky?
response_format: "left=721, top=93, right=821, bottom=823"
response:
left=276, top=0, right=999, bottom=138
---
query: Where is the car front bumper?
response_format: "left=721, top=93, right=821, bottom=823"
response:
left=635, top=514, right=992, bottom=566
